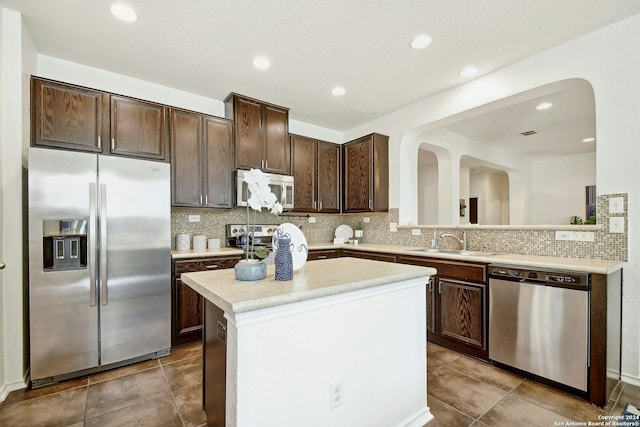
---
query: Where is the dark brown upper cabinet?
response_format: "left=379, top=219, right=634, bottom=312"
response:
left=225, top=93, right=290, bottom=175
left=31, top=77, right=169, bottom=162
left=170, top=108, right=234, bottom=209
left=31, top=78, right=107, bottom=153
left=110, top=95, right=169, bottom=161
left=290, top=135, right=341, bottom=213
left=342, top=133, right=389, bottom=212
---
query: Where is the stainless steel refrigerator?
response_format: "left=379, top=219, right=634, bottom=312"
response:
left=28, top=147, right=171, bottom=387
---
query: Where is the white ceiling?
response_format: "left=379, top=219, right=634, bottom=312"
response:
left=2, top=0, right=640, bottom=132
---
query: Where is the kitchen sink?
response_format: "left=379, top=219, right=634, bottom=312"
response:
left=411, top=248, right=498, bottom=256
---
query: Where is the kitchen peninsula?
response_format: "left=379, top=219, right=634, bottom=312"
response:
left=181, top=257, right=436, bottom=427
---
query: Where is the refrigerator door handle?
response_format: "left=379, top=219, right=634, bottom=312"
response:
left=100, top=183, right=108, bottom=305
left=89, top=183, right=97, bottom=307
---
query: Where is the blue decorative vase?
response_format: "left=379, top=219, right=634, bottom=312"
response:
left=274, top=237, right=294, bottom=281
left=234, top=259, right=267, bottom=281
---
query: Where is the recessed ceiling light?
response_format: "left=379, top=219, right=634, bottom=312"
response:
left=331, top=86, right=346, bottom=96
left=582, top=137, right=596, bottom=143
left=110, top=3, right=137, bottom=22
left=536, top=102, right=553, bottom=110
left=459, top=66, right=478, bottom=78
left=410, top=34, right=432, bottom=50
left=252, top=56, right=270, bottom=70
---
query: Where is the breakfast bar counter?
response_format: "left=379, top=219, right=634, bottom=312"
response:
left=182, top=257, right=436, bottom=427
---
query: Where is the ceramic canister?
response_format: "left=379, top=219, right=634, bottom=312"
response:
left=176, top=233, right=190, bottom=251
left=193, top=235, right=207, bottom=250
left=208, top=238, right=221, bottom=249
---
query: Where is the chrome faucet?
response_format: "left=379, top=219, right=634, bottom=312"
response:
left=440, top=227, right=467, bottom=251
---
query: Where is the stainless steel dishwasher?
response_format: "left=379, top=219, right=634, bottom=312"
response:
left=488, top=265, right=590, bottom=392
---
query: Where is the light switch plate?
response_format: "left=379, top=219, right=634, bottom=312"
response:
left=308, top=217, right=316, bottom=223
left=609, top=217, right=625, bottom=233
left=363, top=217, right=370, bottom=223
left=609, top=197, right=624, bottom=214
left=411, top=228, right=422, bottom=236
left=188, top=214, right=201, bottom=222
left=389, top=222, right=398, bottom=232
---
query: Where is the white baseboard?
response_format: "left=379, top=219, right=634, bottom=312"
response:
left=398, top=407, right=434, bottom=427
left=621, top=374, right=640, bottom=388
left=0, top=378, right=28, bottom=403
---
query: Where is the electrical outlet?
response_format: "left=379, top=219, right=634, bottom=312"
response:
left=329, top=380, right=344, bottom=409
left=575, top=231, right=595, bottom=242
left=609, top=217, right=625, bottom=233
left=389, top=222, right=398, bottom=232
left=363, top=217, right=370, bottom=223
left=411, top=228, right=422, bottom=236
left=308, top=216, right=316, bottom=223
left=188, top=214, right=201, bottom=222
left=555, top=231, right=574, bottom=241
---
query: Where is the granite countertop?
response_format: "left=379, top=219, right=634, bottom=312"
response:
left=172, top=243, right=623, bottom=275
left=181, top=257, right=436, bottom=315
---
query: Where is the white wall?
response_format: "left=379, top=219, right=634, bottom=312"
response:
left=531, top=152, right=596, bottom=225
left=343, top=13, right=640, bottom=383
left=0, top=7, right=35, bottom=400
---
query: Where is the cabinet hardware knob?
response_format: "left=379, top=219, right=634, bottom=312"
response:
left=0, top=262, right=5, bottom=270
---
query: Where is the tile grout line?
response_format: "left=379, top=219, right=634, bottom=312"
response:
left=159, top=360, right=187, bottom=427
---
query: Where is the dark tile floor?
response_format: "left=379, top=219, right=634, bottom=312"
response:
left=0, top=342, right=636, bottom=426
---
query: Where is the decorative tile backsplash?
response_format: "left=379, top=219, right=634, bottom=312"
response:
left=171, top=193, right=627, bottom=261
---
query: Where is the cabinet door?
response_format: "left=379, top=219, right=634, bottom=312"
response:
left=171, top=109, right=203, bottom=207
left=203, top=116, right=234, bottom=208
left=174, top=277, right=204, bottom=346
left=317, top=142, right=341, bottom=212
left=262, top=105, right=290, bottom=174
left=291, top=135, right=317, bottom=212
left=234, top=97, right=263, bottom=170
left=343, top=136, right=373, bottom=212
left=31, top=78, right=106, bottom=152
left=110, top=95, right=168, bottom=161
left=172, top=257, right=241, bottom=346
left=437, top=279, right=486, bottom=351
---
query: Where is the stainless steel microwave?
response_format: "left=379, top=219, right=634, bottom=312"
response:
left=236, top=169, right=295, bottom=210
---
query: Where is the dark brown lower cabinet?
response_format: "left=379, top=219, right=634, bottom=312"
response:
left=171, top=256, right=241, bottom=347
left=397, top=255, right=489, bottom=360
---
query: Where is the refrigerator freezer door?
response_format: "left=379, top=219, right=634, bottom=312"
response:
left=29, top=148, right=99, bottom=381
left=98, top=156, right=171, bottom=365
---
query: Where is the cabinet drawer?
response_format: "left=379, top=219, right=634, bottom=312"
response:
left=397, top=256, right=487, bottom=283
left=175, top=256, right=240, bottom=275
left=308, top=249, right=339, bottom=261
left=341, top=249, right=396, bottom=263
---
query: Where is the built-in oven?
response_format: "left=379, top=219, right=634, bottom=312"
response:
left=488, top=265, right=590, bottom=393
left=236, top=169, right=294, bottom=210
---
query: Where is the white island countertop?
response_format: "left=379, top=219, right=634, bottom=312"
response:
left=181, top=257, right=436, bottom=315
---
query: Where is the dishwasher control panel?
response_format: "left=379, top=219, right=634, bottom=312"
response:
left=488, top=265, right=589, bottom=287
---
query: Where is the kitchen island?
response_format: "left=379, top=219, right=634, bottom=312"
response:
left=182, top=257, right=436, bottom=427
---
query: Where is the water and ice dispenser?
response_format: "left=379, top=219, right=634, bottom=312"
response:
left=42, top=219, right=88, bottom=271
